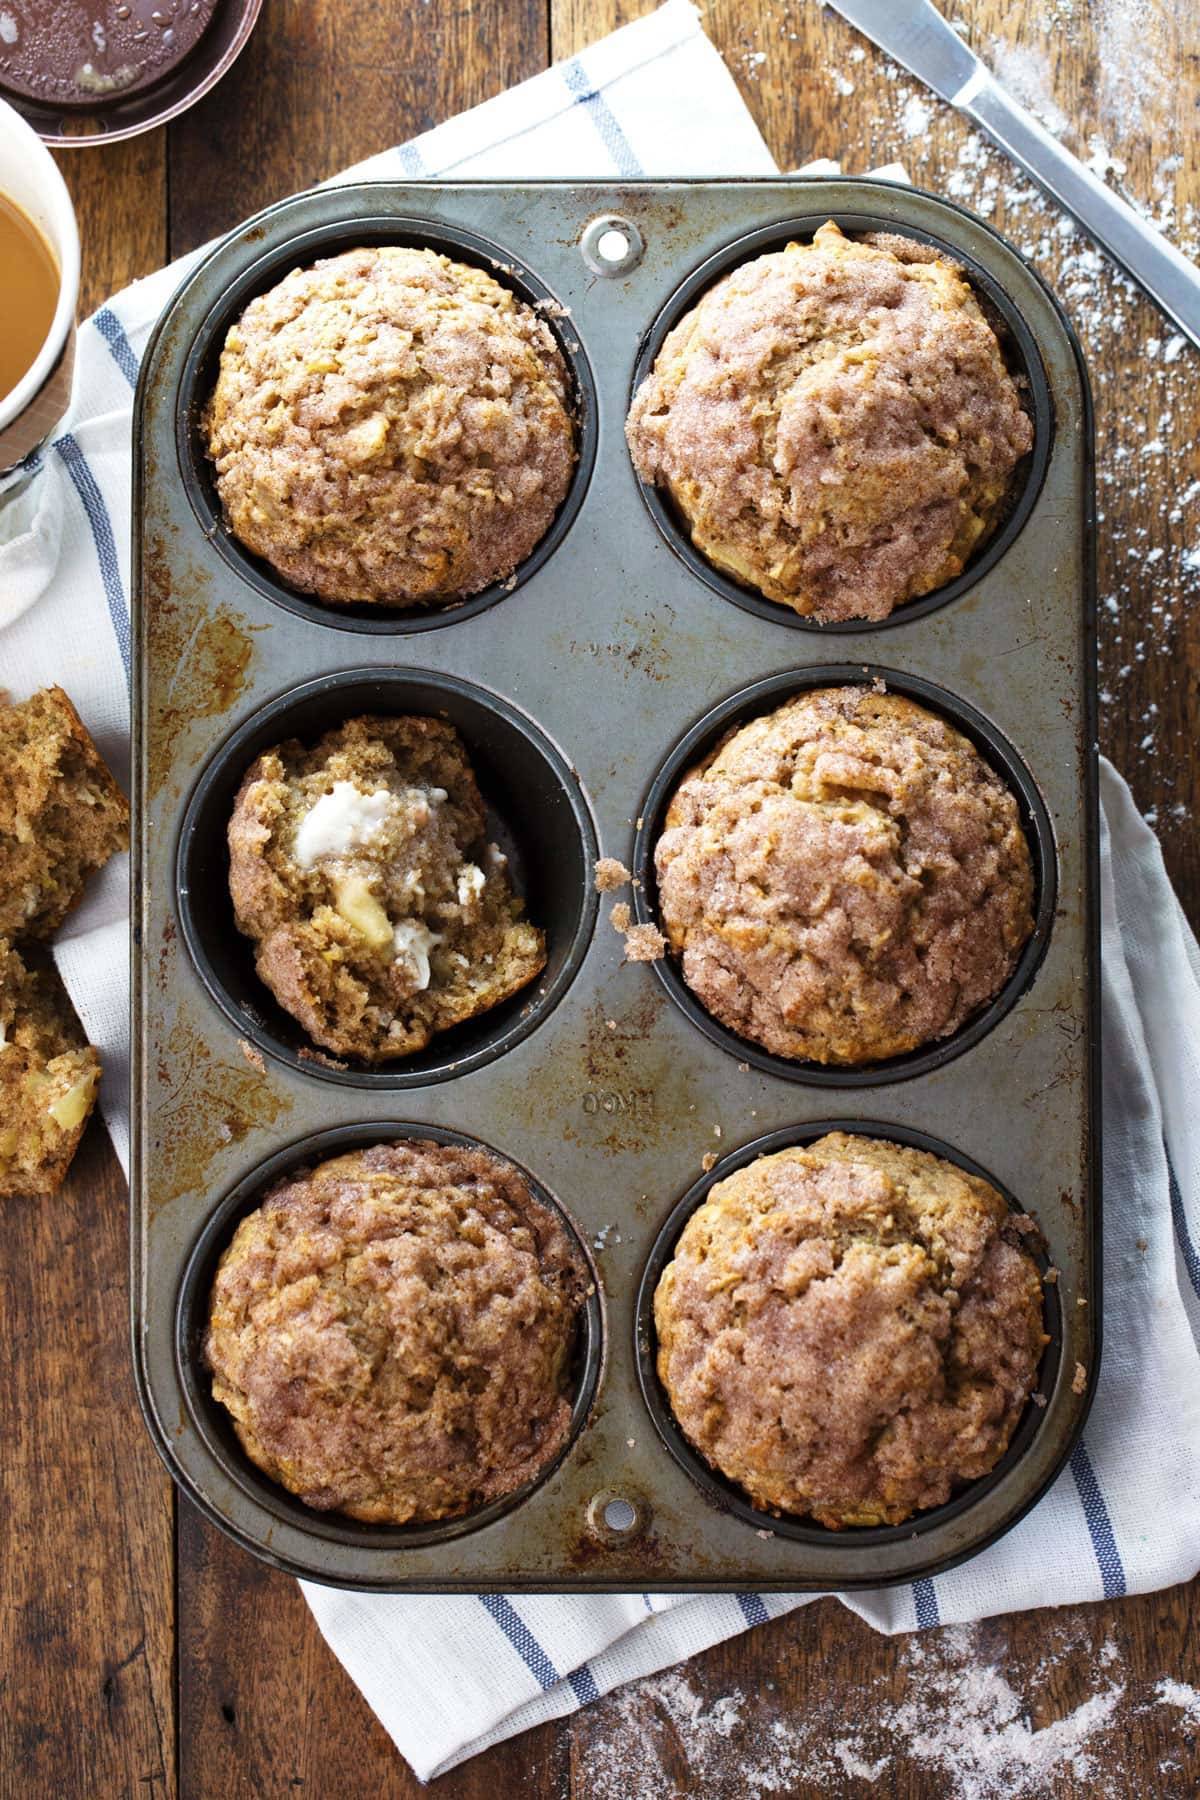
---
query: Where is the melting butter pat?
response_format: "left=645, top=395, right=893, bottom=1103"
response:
left=295, top=782, right=393, bottom=869
left=333, top=874, right=393, bottom=948
left=456, top=862, right=485, bottom=906
left=392, top=919, right=441, bottom=990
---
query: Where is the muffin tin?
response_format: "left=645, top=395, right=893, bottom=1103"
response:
left=131, top=179, right=1099, bottom=1592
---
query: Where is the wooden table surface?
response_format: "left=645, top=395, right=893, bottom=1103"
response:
left=6, top=1, right=1198, bottom=1794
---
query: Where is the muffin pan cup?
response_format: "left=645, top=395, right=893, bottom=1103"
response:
left=132, top=179, right=1099, bottom=1592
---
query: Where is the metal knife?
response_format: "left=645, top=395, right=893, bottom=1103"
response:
left=824, top=0, right=1200, bottom=351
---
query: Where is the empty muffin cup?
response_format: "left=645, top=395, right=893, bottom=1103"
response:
left=176, top=1121, right=603, bottom=1549
left=636, top=1119, right=1061, bottom=1546
left=177, top=668, right=598, bottom=1086
left=632, top=665, right=1056, bottom=1086
left=175, top=214, right=598, bottom=633
left=628, top=213, right=1052, bottom=633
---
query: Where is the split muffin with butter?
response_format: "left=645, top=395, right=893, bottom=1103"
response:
left=227, top=713, right=545, bottom=1061
left=203, top=245, right=575, bottom=607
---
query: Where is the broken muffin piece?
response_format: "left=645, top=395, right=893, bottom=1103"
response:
left=0, top=686, right=130, bottom=941
left=0, top=939, right=101, bottom=1199
left=227, top=713, right=546, bottom=1061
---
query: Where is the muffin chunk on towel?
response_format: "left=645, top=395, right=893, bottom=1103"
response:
left=626, top=220, right=1032, bottom=623
left=654, top=686, right=1034, bottom=1066
left=654, top=1133, right=1046, bottom=1528
left=0, top=939, right=100, bottom=1199
left=228, top=713, right=545, bottom=1061
left=205, top=1140, right=587, bottom=1523
left=204, top=245, right=575, bottom=606
left=0, top=686, right=129, bottom=941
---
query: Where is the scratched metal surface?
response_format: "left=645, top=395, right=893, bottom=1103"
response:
left=131, top=180, right=1099, bottom=1591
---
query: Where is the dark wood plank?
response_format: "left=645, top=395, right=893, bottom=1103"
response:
left=166, top=0, right=550, bottom=259
left=0, top=1118, right=175, bottom=1795
left=53, top=131, right=167, bottom=316
left=177, top=1501, right=571, bottom=1798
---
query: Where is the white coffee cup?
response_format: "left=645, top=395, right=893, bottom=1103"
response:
left=0, top=98, right=81, bottom=473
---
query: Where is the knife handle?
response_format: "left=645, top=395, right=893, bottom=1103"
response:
left=962, top=73, right=1200, bottom=351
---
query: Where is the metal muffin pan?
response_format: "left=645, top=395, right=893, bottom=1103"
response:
left=131, top=179, right=1099, bottom=1592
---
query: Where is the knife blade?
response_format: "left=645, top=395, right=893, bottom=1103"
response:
left=825, top=0, right=1200, bottom=352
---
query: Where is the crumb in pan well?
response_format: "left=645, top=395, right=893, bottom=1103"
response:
left=227, top=713, right=546, bottom=1061
left=0, top=687, right=129, bottom=941
left=626, top=220, right=1033, bottom=624
left=203, top=245, right=575, bottom=607
left=0, top=939, right=100, bottom=1200
left=654, top=1133, right=1047, bottom=1529
left=654, top=686, right=1034, bottom=1066
left=204, top=1141, right=587, bottom=1524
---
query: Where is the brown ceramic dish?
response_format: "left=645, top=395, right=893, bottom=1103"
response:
left=1, top=0, right=262, bottom=146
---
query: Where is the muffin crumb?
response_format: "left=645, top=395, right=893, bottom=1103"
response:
left=610, top=902, right=633, bottom=932
left=594, top=856, right=631, bottom=892
left=623, top=923, right=667, bottom=963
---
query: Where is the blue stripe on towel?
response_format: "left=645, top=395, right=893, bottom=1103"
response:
left=92, top=307, right=141, bottom=388
left=478, top=1595, right=560, bottom=1691
left=1167, top=1148, right=1200, bottom=1304
left=53, top=433, right=131, bottom=679
left=911, top=1577, right=940, bottom=1629
left=1069, top=1439, right=1126, bottom=1597
left=736, top=1593, right=770, bottom=1628
left=562, top=60, right=643, bottom=177
left=568, top=1662, right=600, bottom=1704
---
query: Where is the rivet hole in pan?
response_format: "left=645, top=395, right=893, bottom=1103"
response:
left=173, top=214, right=599, bottom=635
left=628, top=211, right=1055, bottom=635
left=174, top=1121, right=605, bottom=1551
left=175, top=668, right=599, bottom=1088
left=634, top=1118, right=1064, bottom=1546
left=631, top=664, right=1059, bottom=1088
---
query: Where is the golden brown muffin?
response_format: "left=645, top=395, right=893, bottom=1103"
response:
left=0, top=686, right=129, bottom=941
left=205, top=1140, right=588, bottom=1523
left=0, top=939, right=101, bottom=1200
left=227, top=713, right=546, bottom=1061
left=626, top=220, right=1033, bottom=623
left=654, top=1133, right=1047, bottom=1528
left=654, top=686, right=1034, bottom=1065
left=203, top=245, right=575, bottom=606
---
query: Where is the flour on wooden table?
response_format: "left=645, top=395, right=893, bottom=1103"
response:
left=580, top=1622, right=1197, bottom=1798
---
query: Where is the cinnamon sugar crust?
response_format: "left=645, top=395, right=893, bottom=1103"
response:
left=205, top=1141, right=588, bottom=1524
left=654, top=1132, right=1047, bottom=1528
left=626, top=220, right=1033, bottom=623
left=204, top=246, right=575, bottom=607
left=654, top=686, right=1034, bottom=1066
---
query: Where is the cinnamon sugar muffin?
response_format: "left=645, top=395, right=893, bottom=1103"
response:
left=228, top=714, right=545, bottom=1062
left=205, top=1140, right=588, bottom=1523
left=0, top=686, right=129, bottom=941
left=0, top=939, right=100, bottom=1200
left=626, top=220, right=1033, bottom=623
left=654, top=686, right=1034, bottom=1066
left=203, top=246, right=575, bottom=606
left=654, top=1133, right=1047, bottom=1528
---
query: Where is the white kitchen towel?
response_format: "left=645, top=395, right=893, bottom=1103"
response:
left=1, top=0, right=1197, bottom=1783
